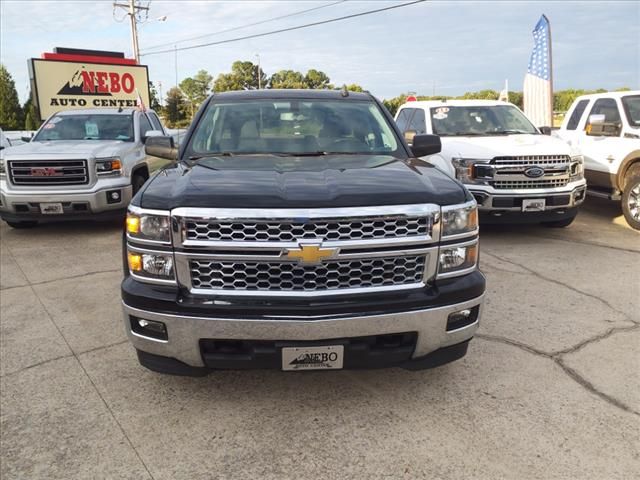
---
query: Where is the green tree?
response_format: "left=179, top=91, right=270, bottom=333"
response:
left=269, top=70, right=307, bottom=89
left=149, top=82, right=161, bottom=112
left=304, top=69, right=331, bottom=89
left=344, top=83, right=364, bottom=92
left=213, top=61, right=265, bottom=92
left=164, top=87, right=187, bottom=128
left=22, top=94, right=41, bottom=130
left=0, top=65, right=22, bottom=130
left=180, top=70, right=213, bottom=117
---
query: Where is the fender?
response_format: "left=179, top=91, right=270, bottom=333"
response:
left=618, top=150, right=640, bottom=190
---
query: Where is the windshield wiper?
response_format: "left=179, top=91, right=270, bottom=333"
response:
left=188, top=152, right=235, bottom=160
left=488, top=130, right=533, bottom=135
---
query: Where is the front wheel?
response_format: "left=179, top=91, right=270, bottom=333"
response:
left=622, top=174, right=640, bottom=230
left=5, top=220, right=38, bottom=229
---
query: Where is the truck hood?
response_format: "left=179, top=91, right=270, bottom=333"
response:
left=441, top=134, right=573, bottom=159
left=137, top=155, right=469, bottom=210
left=3, top=140, right=133, bottom=159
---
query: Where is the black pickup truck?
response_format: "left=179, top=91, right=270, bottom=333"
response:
left=121, top=89, right=485, bottom=375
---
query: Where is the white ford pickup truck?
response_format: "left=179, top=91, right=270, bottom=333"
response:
left=0, top=108, right=171, bottom=228
left=395, top=100, right=587, bottom=227
left=553, top=91, right=640, bottom=230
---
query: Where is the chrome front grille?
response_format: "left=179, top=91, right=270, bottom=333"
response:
left=8, top=160, right=89, bottom=186
left=492, top=178, right=569, bottom=189
left=172, top=205, right=440, bottom=296
left=185, top=217, right=430, bottom=242
left=190, top=255, right=426, bottom=292
left=492, top=155, right=570, bottom=166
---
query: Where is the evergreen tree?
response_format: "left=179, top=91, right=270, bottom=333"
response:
left=165, top=87, right=187, bottom=127
left=0, top=65, right=23, bottom=130
left=23, top=94, right=41, bottom=130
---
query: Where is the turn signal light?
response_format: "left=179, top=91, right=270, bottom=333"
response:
left=128, top=252, right=142, bottom=272
left=126, top=215, right=140, bottom=234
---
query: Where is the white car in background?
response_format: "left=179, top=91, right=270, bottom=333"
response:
left=553, top=91, right=640, bottom=229
left=395, top=100, right=586, bottom=227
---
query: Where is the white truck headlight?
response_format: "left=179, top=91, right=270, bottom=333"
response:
left=451, top=158, right=490, bottom=184
left=441, top=201, right=478, bottom=239
left=126, top=207, right=171, bottom=243
left=128, top=250, right=175, bottom=281
left=0, top=158, right=5, bottom=178
left=570, top=155, right=584, bottom=179
left=96, top=157, right=122, bottom=176
left=438, top=242, right=478, bottom=276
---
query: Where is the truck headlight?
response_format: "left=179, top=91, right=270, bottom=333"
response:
left=0, top=158, right=5, bottom=178
left=438, top=242, right=478, bottom=277
left=128, top=250, right=175, bottom=281
left=570, top=155, right=584, bottom=179
left=441, top=201, right=478, bottom=239
left=126, top=208, right=171, bottom=243
left=96, top=157, right=122, bottom=176
left=451, top=158, right=490, bottom=184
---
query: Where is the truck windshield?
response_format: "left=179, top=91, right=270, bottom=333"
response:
left=34, top=114, right=134, bottom=142
left=429, top=105, right=538, bottom=136
left=187, top=99, right=400, bottom=157
left=621, top=95, right=640, bottom=128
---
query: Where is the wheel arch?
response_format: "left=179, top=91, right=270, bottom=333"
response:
left=618, top=150, right=640, bottom=190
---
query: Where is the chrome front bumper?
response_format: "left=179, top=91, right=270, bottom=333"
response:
left=469, top=180, right=587, bottom=212
left=0, top=179, right=133, bottom=216
left=122, top=294, right=484, bottom=368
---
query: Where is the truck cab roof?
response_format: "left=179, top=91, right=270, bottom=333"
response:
left=207, top=89, right=373, bottom=101
left=52, top=108, right=149, bottom=116
left=399, top=99, right=514, bottom=110
left=571, top=90, right=640, bottom=103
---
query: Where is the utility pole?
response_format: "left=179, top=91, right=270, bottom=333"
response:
left=113, top=0, right=149, bottom=63
left=255, top=54, right=261, bottom=89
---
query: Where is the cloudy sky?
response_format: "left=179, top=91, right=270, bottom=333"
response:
left=0, top=0, right=638, bottom=103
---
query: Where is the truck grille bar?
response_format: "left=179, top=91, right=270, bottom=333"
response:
left=171, top=205, right=441, bottom=296
left=486, top=155, right=571, bottom=190
left=8, top=160, right=89, bottom=186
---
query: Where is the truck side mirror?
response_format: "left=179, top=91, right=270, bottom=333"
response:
left=410, top=134, right=441, bottom=157
left=539, top=126, right=552, bottom=135
left=585, top=114, right=620, bottom=137
left=588, top=114, right=605, bottom=126
left=142, top=130, right=164, bottom=142
left=21, top=136, right=32, bottom=143
left=145, top=135, right=178, bottom=161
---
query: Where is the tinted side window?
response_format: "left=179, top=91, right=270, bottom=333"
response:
left=396, top=109, right=412, bottom=131
left=566, top=99, right=589, bottom=130
left=588, top=98, right=621, bottom=124
left=139, top=114, right=153, bottom=139
left=407, top=109, right=426, bottom=134
left=148, top=113, right=163, bottom=132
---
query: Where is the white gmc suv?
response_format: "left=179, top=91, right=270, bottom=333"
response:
left=554, top=91, right=640, bottom=229
left=395, top=100, right=587, bottom=227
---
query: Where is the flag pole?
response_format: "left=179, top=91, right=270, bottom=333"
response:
left=545, top=14, right=553, bottom=126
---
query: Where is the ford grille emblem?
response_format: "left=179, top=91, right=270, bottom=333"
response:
left=524, top=166, right=545, bottom=178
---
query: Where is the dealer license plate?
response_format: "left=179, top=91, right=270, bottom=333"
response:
left=281, top=345, right=344, bottom=371
left=40, top=202, right=64, bottom=214
left=522, top=198, right=546, bottom=212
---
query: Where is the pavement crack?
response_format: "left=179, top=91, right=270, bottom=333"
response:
left=526, top=234, right=640, bottom=254
left=554, top=324, right=640, bottom=356
left=1, top=268, right=121, bottom=291
left=0, top=354, right=74, bottom=378
left=476, top=333, right=640, bottom=417
left=482, top=250, right=637, bottom=324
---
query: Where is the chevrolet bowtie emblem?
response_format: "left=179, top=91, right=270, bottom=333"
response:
left=286, top=244, right=337, bottom=265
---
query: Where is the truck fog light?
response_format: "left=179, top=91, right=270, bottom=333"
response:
left=446, top=306, right=479, bottom=331
left=106, top=189, right=121, bottom=204
left=131, top=316, right=168, bottom=341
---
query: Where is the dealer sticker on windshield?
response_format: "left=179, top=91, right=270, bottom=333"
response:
left=281, top=345, right=344, bottom=371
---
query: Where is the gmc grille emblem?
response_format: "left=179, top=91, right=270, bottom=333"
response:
left=31, top=167, right=62, bottom=177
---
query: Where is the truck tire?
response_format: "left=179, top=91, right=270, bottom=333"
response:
left=6, top=220, right=38, bottom=229
left=542, top=213, right=577, bottom=228
left=132, top=174, right=147, bottom=194
left=622, top=173, right=640, bottom=230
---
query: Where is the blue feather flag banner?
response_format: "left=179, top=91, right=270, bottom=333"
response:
left=523, top=15, right=553, bottom=127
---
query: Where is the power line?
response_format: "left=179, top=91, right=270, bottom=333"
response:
left=141, top=0, right=347, bottom=53
left=140, top=0, right=426, bottom=57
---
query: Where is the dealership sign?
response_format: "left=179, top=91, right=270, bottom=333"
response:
left=29, top=48, right=150, bottom=121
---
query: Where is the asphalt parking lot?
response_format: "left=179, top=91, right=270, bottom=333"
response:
left=0, top=197, right=638, bottom=479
